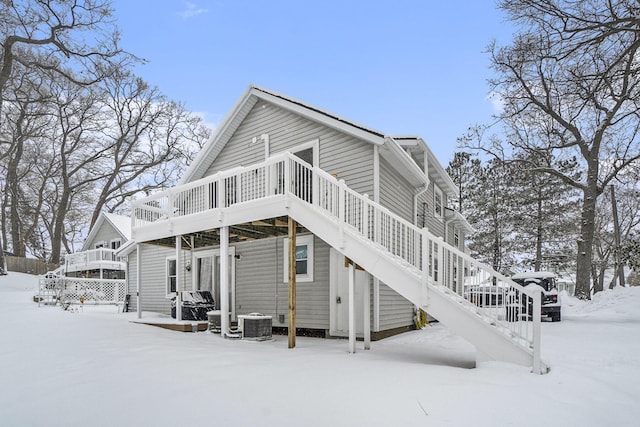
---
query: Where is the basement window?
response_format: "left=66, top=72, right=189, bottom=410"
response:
left=283, top=234, right=314, bottom=283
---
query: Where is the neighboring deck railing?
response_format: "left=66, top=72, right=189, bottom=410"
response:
left=37, top=275, right=126, bottom=307
left=64, top=248, right=125, bottom=269
left=132, top=152, right=542, bottom=371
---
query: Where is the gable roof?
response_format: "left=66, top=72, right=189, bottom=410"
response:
left=81, top=212, right=131, bottom=251
left=180, top=85, right=433, bottom=188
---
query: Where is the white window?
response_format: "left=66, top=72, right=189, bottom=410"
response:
left=454, top=229, right=460, bottom=248
left=166, top=257, right=177, bottom=294
left=434, top=186, right=443, bottom=220
left=110, top=239, right=121, bottom=250
left=283, top=234, right=314, bottom=283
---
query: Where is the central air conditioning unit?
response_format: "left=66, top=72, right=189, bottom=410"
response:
left=238, top=313, right=272, bottom=341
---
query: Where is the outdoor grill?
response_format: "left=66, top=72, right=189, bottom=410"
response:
left=171, top=291, right=215, bottom=321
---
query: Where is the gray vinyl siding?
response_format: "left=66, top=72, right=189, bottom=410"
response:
left=127, top=244, right=192, bottom=315
left=378, top=281, right=415, bottom=330
left=203, top=101, right=374, bottom=196
left=234, top=234, right=330, bottom=330
left=416, top=184, right=445, bottom=238
left=87, top=222, right=122, bottom=249
left=319, top=130, right=373, bottom=196
left=379, top=156, right=414, bottom=223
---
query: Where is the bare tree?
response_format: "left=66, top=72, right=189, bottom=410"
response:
left=0, top=0, right=131, bottom=269
left=475, top=0, right=640, bottom=299
left=88, top=71, right=210, bottom=228
left=0, top=0, right=129, bottom=113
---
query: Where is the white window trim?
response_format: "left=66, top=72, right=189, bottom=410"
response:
left=110, top=238, right=122, bottom=250
left=283, top=234, right=314, bottom=283
left=434, top=185, right=444, bottom=221
left=166, top=256, right=177, bottom=297
left=274, top=138, right=319, bottom=167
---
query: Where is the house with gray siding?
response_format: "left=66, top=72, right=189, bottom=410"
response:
left=124, top=86, right=547, bottom=373
left=63, top=212, right=130, bottom=279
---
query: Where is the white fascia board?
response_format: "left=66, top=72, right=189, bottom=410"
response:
left=116, top=239, right=137, bottom=257
left=382, top=137, right=429, bottom=187
left=81, top=214, right=106, bottom=251
left=445, top=209, right=475, bottom=234
left=423, top=141, right=458, bottom=197
left=180, top=85, right=256, bottom=184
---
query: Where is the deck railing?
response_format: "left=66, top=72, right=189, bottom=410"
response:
left=132, top=152, right=541, bottom=368
left=64, top=248, right=124, bottom=267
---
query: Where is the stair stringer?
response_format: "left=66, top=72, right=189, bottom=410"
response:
left=288, top=198, right=536, bottom=369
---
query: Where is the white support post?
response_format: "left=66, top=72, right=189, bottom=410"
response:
left=190, top=235, right=195, bottom=291
left=220, top=226, right=230, bottom=337
left=373, top=277, right=380, bottom=332
left=218, top=176, right=225, bottom=209
left=364, top=274, right=371, bottom=350
left=348, top=262, right=356, bottom=354
left=338, top=180, right=346, bottom=248
left=532, top=289, right=542, bottom=374
left=312, top=164, right=319, bottom=207
left=175, top=236, right=182, bottom=321
left=421, top=229, right=429, bottom=305
left=362, top=195, right=369, bottom=238
left=136, top=243, right=141, bottom=319
left=284, top=156, right=291, bottom=195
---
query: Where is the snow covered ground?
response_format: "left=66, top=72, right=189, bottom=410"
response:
left=1, top=272, right=639, bottom=426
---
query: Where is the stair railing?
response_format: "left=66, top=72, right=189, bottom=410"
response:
left=132, top=152, right=541, bottom=365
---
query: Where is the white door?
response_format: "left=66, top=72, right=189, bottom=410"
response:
left=329, top=248, right=368, bottom=336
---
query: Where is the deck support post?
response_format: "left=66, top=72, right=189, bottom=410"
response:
left=136, top=243, right=141, bottom=319
left=288, top=217, right=296, bottom=349
left=364, top=273, right=371, bottom=350
left=220, top=226, right=230, bottom=337
left=348, top=262, right=356, bottom=353
left=175, top=236, right=182, bottom=321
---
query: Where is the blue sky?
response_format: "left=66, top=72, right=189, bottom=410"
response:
left=111, top=0, right=514, bottom=166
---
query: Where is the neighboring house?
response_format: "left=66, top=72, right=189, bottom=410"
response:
left=37, top=212, right=129, bottom=306
left=63, top=212, right=130, bottom=279
left=123, top=86, right=546, bottom=373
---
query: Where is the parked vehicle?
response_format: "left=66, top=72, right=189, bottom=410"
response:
left=464, top=282, right=510, bottom=307
left=509, top=271, right=562, bottom=322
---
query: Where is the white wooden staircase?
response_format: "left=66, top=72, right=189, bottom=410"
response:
left=133, top=152, right=547, bottom=374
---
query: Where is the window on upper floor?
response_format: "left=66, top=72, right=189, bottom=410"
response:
left=454, top=229, right=460, bottom=249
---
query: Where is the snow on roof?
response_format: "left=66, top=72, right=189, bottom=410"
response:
left=81, top=212, right=131, bottom=251
left=104, top=213, right=131, bottom=241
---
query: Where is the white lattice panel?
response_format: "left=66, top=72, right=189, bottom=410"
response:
left=39, top=277, right=126, bottom=305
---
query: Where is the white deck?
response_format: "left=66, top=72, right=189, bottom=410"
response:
left=132, top=152, right=546, bottom=373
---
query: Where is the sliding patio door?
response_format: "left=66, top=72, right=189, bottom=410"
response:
left=193, top=250, right=235, bottom=319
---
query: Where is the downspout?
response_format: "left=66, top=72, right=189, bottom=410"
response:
left=252, top=133, right=270, bottom=160
left=414, top=144, right=431, bottom=227
left=414, top=186, right=429, bottom=227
